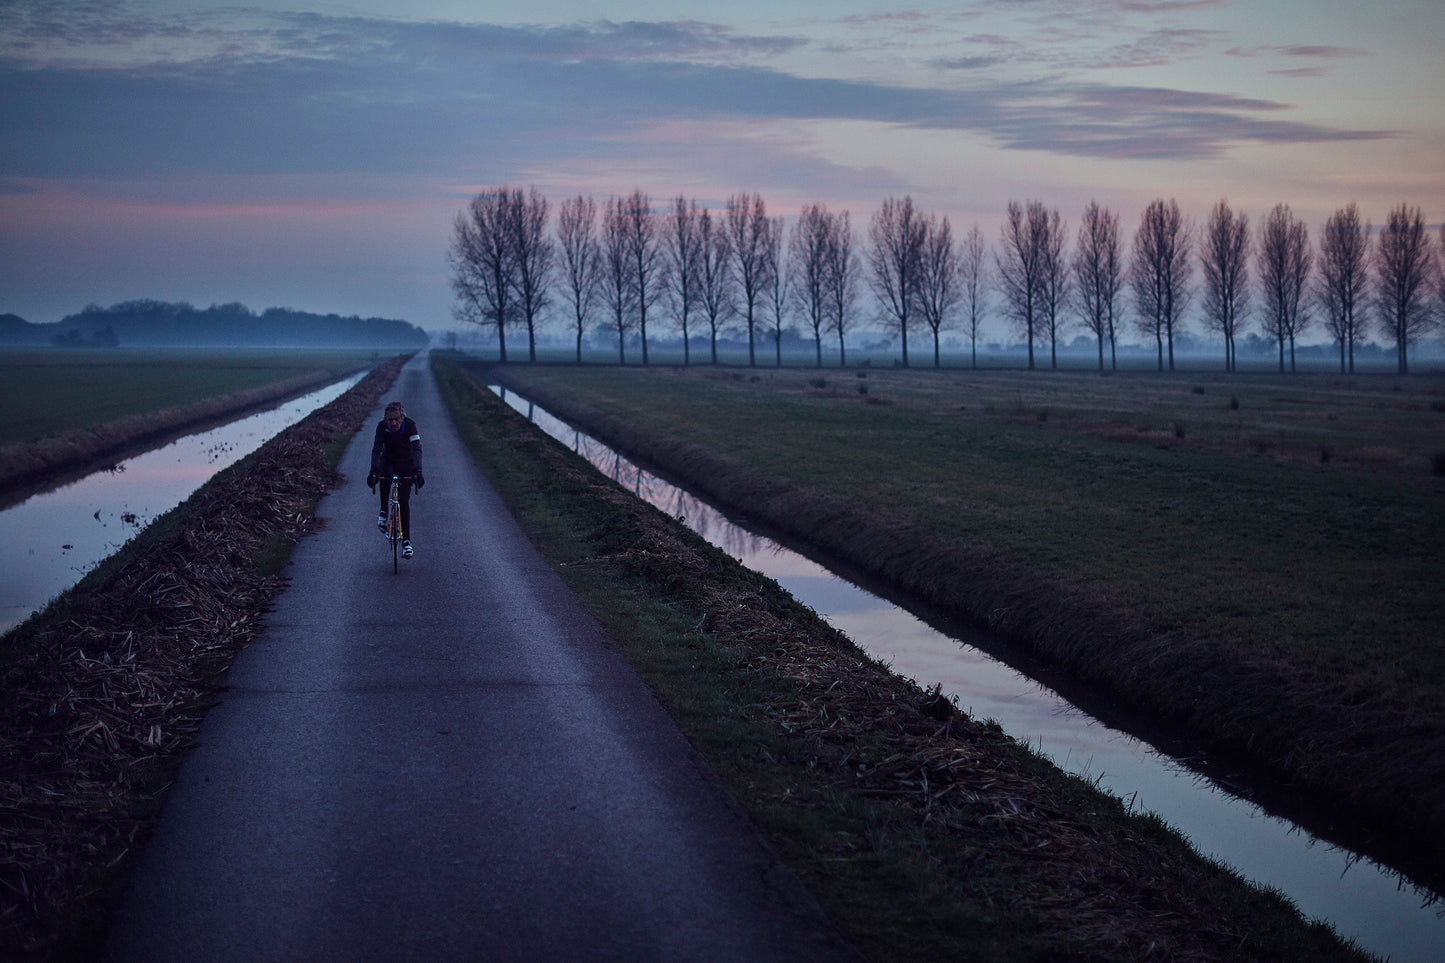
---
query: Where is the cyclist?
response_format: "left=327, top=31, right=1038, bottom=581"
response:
left=366, top=400, right=424, bottom=558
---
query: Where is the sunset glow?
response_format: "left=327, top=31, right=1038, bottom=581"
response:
left=2, top=0, right=1441, bottom=332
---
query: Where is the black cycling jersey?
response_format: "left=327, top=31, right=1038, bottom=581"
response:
left=371, top=417, right=422, bottom=475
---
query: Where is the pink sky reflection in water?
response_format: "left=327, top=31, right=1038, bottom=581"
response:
left=1, top=376, right=362, bottom=636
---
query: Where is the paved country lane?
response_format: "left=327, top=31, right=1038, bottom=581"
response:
left=103, top=352, right=856, bottom=962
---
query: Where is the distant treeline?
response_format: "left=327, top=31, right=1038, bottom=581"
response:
left=0, top=300, right=429, bottom=348
left=451, top=187, right=1444, bottom=374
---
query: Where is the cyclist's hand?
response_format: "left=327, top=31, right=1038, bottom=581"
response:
left=414, top=471, right=425, bottom=490
left=366, top=471, right=377, bottom=490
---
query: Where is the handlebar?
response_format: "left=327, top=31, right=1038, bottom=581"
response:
left=369, top=473, right=417, bottom=493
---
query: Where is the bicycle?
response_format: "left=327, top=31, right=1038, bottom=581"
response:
left=371, top=473, right=414, bottom=573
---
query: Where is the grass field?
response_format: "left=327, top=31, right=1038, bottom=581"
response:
left=489, top=363, right=1445, bottom=662
left=482, top=360, right=1445, bottom=879
left=0, top=347, right=384, bottom=442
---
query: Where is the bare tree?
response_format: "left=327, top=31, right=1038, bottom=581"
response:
left=664, top=195, right=702, bottom=366
left=1374, top=202, right=1435, bottom=374
left=697, top=206, right=732, bottom=364
left=509, top=187, right=553, bottom=364
left=762, top=216, right=788, bottom=366
left=916, top=213, right=962, bottom=367
left=557, top=194, right=601, bottom=363
left=1072, top=201, right=1122, bottom=371
left=1257, top=203, right=1313, bottom=373
left=1199, top=198, right=1250, bottom=372
left=1038, top=207, right=1068, bottom=369
left=1130, top=197, right=1193, bottom=371
left=600, top=196, right=634, bottom=364
left=825, top=210, right=859, bottom=366
left=727, top=192, right=771, bottom=366
left=622, top=190, right=665, bottom=365
left=1316, top=202, right=1370, bottom=373
left=995, top=199, right=1054, bottom=369
left=448, top=189, right=515, bottom=362
left=868, top=195, right=926, bottom=367
left=791, top=203, right=832, bottom=367
left=959, top=223, right=989, bottom=369
left=1438, top=224, right=1445, bottom=342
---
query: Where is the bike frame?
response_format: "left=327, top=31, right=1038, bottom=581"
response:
left=381, top=474, right=412, bottom=573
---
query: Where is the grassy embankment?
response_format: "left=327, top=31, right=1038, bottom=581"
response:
left=477, top=361, right=1445, bottom=890
left=0, top=348, right=381, bottom=498
left=433, top=355, right=1371, bottom=962
left=0, top=356, right=406, bottom=961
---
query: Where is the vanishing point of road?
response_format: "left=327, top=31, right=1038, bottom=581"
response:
left=103, top=354, right=856, bottom=962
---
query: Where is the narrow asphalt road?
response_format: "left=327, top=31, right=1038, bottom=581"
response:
left=103, top=354, right=855, bottom=962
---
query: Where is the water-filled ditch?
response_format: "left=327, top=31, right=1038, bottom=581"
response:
left=0, top=374, right=365, bottom=636
left=491, top=385, right=1443, bottom=963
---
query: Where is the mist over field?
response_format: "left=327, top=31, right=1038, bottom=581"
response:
left=0, top=301, right=428, bottom=349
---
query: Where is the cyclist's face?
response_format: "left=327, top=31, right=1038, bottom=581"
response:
left=385, top=413, right=403, bottom=430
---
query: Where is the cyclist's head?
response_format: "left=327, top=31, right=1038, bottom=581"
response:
left=384, top=401, right=405, bottom=429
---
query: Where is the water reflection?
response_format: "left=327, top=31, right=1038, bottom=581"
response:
left=493, top=387, right=1443, bottom=963
left=1, top=375, right=364, bottom=636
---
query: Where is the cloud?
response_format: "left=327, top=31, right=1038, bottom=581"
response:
left=0, top=6, right=806, bottom=69
left=1085, top=27, right=1222, bottom=69
left=1226, top=43, right=1370, bottom=60
left=0, top=8, right=1396, bottom=186
left=930, top=55, right=1002, bottom=70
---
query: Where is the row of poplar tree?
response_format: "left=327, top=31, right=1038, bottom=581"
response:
left=448, top=188, right=1442, bottom=374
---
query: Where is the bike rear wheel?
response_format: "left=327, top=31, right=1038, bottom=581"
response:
left=388, top=480, right=402, bottom=574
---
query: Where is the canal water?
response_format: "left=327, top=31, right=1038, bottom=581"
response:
left=0, top=375, right=364, bottom=637
left=491, top=386, right=1443, bottom=963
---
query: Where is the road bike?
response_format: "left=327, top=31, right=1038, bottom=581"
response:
left=372, top=473, right=414, bottom=573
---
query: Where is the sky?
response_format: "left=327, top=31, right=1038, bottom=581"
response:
left=1, top=0, right=1441, bottom=335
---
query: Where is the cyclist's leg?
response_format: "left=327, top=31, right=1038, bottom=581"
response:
left=397, top=479, right=413, bottom=540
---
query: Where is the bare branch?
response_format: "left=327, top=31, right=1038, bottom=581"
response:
left=1374, top=202, right=1435, bottom=374
left=1072, top=202, right=1122, bottom=371
left=1129, top=198, right=1193, bottom=372
left=1315, top=202, right=1370, bottom=373
left=868, top=196, right=926, bottom=368
left=1199, top=198, right=1250, bottom=372
left=1257, top=202, right=1312, bottom=372
left=727, top=192, right=770, bottom=367
left=557, top=194, right=600, bottom=363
